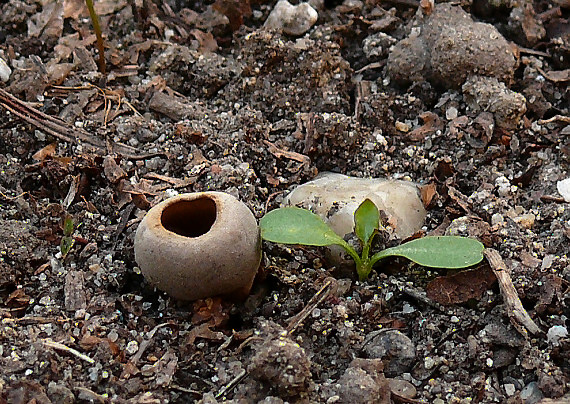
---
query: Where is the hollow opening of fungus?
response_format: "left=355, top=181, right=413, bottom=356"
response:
left=161, top=198, right=217, bottom=237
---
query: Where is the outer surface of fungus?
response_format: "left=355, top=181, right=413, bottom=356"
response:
left=134, top=192, right=261, bottom=301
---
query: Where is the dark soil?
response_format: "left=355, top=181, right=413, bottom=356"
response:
left=1, top=0, right=569, bottom=403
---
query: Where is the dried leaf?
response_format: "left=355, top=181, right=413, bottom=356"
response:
left=408, top=112, right=441, bottom=141
left=154, top=350, right=178, bottom=387
left=103, top=156, right=127, bottom=184
left=28, top=2, right=64, bottom=39
left=190, top=29, right=218, bottom=53
left=64, top=0, right=87, bottom=19
left=6, top=289, right=31, bottom=307
left=213, top=0, right=251, bottom=32
left=538, top=66, right=570, bottom=83
left=536, top=274, right=564, bottom=314
left=419, top=183, right=437, bottom=208
left=6, top=380, right=51, bottom=404
left=185, top=323, right=225, bottom=345
left=32, top=143, right=57, bottom=161
left=192, top=297, right=229, bottom=327
left=426, top=266, right=496, bottom=305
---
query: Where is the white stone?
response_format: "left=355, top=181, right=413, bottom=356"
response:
left=556, top=177, right=570, bottom=202
left=446, top=106, right=458, bottom=120
left=283, top=172, right=426, bottom=240
left=547, top=325, right=568, bottom=346
left=504, top=383, right=516, bottom=396
left=0, top=58, right=11, bottom=82
left=264, top=0, right=318, bottom=36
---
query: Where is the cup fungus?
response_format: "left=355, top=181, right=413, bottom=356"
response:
left=134, top=192, right=261, bottom=301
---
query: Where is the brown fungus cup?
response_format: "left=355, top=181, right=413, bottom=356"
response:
left=134, top=192, right=261, bottom=301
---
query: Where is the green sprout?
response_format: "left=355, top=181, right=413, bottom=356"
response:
left=85, top=0, right=106, bottom=74
left=260, top=199, right=485, bottom=281
left=60, top=214, right=76, bottom=257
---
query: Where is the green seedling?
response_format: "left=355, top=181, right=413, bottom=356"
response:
left=260, top=199, right=485, bottom=281
left=60, top=214, right=76, bottom=257
left=85, top=0, right=106, bottom=74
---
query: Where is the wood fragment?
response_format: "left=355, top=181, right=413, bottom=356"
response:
left=144, top=172, right=197, bottom=189
left=484, top=249, right=541, bottom=336
left=43, top=339, right=95, bottom=364
left=74, top=386, right=106, bottom=404
left=170, top=384, right=203, bottom=397
left=517, top=46, right=550, bottom=57
left=538, top=115, right=570, bottom=125
left=4, top=316, right=69, bottom=325
left=263, top=140, right=311, bottom=165
left=540, top=195, right=567, bottom=203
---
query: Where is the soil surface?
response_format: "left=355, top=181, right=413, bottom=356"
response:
left=1, top=0, right=569, bottom=403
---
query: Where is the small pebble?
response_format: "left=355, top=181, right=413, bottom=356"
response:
left=446, top=106, right=458, bottom=120
left=388, top=378, right=416, bottom=398
left=264, top=0, right=318, bottom=36
left=557, top=178, right=570, bottom=202
left=395, top=121, right=411, bottom=132
left=514, top=213, right=535, bottom=229
left=491, top=213, right=505, bottom=226
left=126, top=340, right=139, bottom=355
left=362, top=330, right=416, bottom=377
left=504, top=383, right=516, bottom=396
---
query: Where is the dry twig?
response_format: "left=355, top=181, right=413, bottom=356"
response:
left=286, top=279, right=333, bottom=335
left=121, top=322, right=172, bottom=379
left=484, top=249, right=541, bottom=336
left=0, top=88, right=159, bottom=160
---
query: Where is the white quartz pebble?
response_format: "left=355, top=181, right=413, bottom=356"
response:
left=284, top=172, right=426, bottom=240
left=264, top=0, right=318, bottom=36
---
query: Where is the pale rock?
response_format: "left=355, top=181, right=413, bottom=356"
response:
left=264, top=0, right=318, bottom=36
left=387, top=378, right=417, bottom=398
left=283, top=173, right=426, bottom=240
left=556, top=177, right=570, bottom=202
left=0, top=58, right=11, bottom=82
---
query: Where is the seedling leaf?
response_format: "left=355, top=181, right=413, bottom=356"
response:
left=371, top=236, right=485, bottom=268
left=63, top=215, right=74, bottom=237
left=354, top=198, right=379, bottom=245
left=260, top=207, right=346, bottom=246
left=60, top=236, right=75, bottom=257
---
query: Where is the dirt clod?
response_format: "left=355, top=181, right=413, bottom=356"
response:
left=387, top=3, right=517, bottom=88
